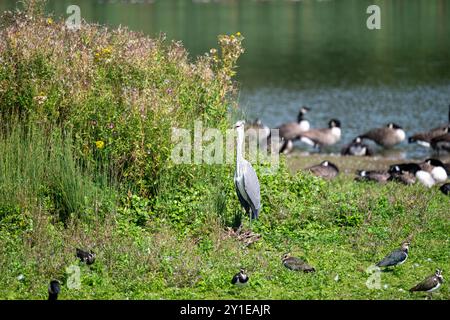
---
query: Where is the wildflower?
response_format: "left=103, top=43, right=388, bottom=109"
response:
left=46, top=18, right=53, bottom=25
left=236, top=32, right=241, bottom=37
left=95, top=140, right=105, bottom=149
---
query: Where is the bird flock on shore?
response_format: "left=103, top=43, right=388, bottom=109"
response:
left=229, top=107, right=448, bottom=299
left=47, top=106, right=448, bottom=300
left=245, top=104, right=450, bottom=194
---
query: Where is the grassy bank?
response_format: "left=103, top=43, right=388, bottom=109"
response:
left=0, top=2, right=449, bottom=300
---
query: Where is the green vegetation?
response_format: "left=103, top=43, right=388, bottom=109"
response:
left=0, top=2, right=448, bottom=300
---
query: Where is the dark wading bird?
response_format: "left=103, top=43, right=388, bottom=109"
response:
left=234, top=120, right=261, bottom=220
left=305, top=161, right=339, bottom=180
left=376, top=241, right=410, bottom=269
left=282, top=253, right=315, bottom=273
left=440, top=183, right=450, bottom=195
left=231, top=269, right=249, bottom=287
left=76, top=248, right=96, bottom=265
left=341, top=137, right=373, bottom=156
left=359, top=123, right=406, bottom=148
left=409, top=105, right=450, bottom=148
left=48, top=280, right=61, bottom=301
left=409, top=269, right=444, bottom=299
left=298, top=119, right=341, bottom=150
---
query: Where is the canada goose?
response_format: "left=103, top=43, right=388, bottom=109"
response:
left=387, top=166, right=417, bottom=185
left=418, top=159, right=448, bottom=183
left=282, top=253, right=315, bottom=273
left=76, top=248, right=96, bottom=265
left=341, top=137, right=373, bottom=156
left=408, top=126, right=448, bottom=148
left=245, top=118, right=271, bottom=147
left=298, top=119, right=341, bottom=149
left=355, top=170, right=390, bottom=184
left=388, top=163, right=435, bottom=187
left=277, top=106, right=311, bottom=141
left=409, top=269, right=444, bottom=299
left=443, top=162, right=450, bottom=175
left=305, top=160, right=339, bottom=180
left=265, top=134, right=293, bottom=155
left=278, top=137, right=293, bottom=154
left=431, top=132, right=450, bottom=153
left=231, top=268, right=249, bottom=287
left=440, top=183, right=450, bottom=195
left=376, top=241, right=410, bottom=268
left=48, top=280, right=61, bottom=301
left=360, top=123, right=405, bottom=148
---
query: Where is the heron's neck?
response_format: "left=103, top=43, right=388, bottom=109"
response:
left=236, top=127, right=244, bottom=173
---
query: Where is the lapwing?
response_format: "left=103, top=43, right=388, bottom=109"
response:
left=355, top=170, right=390, bottom=184
left=282, top=253, right=315, bottom=273
left=360, top=123, right=406, bottom=148
left=76, top=248, right=96, bottom=265
left=305, top=161, right=339, bottom=180
left=376, top=241, right=410, bottom=268
left=231, top=269, right=249, bottom=287
left=341, top=137, right=373, bottom=156
left=440, top=183, right=450, bottom=195
left=298, top=119, right=341, bottom=149
left=409, top=269, right=444, bottom=299
left=48, top=280, right=61, bottom=301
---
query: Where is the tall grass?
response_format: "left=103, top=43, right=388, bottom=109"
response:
left=0, top=120, right=116, bottom=225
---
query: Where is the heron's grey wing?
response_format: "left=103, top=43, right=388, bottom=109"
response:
left=242, top=160, right=261, bottom=212
left=376, top=249, right=407, bottom=267
left=234, top=177, right=250, bottom=213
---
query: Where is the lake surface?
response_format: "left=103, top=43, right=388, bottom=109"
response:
left=2, top=0, right=450, bottom=159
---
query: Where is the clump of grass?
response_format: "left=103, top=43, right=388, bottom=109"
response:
left=0, top=6, right=244, bottom=196
left=0, top=120, right=116, bottom=225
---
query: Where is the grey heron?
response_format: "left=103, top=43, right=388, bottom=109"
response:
left=234, top=120, right=261, bottom=220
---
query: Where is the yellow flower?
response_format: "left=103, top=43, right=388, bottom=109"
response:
left=95, top=141, right=105, bottom=149
left=46, top=18, right=53, bottom=25
left=236, top=32, right=241, bottom=37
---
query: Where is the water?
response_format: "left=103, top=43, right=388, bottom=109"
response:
left=2, top=0, right=450, bottom=159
